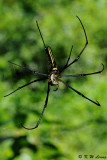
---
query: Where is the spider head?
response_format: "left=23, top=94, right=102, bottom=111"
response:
left=49, top=68, right=59, bottom=87
left=50, top=73, right=59, bottom=85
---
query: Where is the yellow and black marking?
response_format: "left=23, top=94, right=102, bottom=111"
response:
left=52, top=67, right=58, bottom=70
left=47, top=46, right=57, bottom=69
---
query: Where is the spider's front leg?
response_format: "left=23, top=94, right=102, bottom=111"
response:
left=4, top=78, right=47, bottom=97
left=21, top=83, right=50, bottom=130
left=59, top=79, right=101, bottom=106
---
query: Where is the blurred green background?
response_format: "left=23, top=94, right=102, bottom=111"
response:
left=0, top=0, right=107, bottom=160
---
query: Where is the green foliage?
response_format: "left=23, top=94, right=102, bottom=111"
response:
left=0, top=0, right=107, bottom=159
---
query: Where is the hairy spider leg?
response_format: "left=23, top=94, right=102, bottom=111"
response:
left=4, top=78, right=47, bottom=97
left=59, top=79, right=100, bottom=106
left=61, top=16, right=88, bottom=72
left=61, top=64, right=104, bottom=78
left=60, top=45, right=73, bottom=73
left=36, top=20, right=46, bottom=49
left=36, top=21, right=57, bottom=71
left=21, top=83, right=50, bottom=130
left=8, top=61, right=48, bottom=76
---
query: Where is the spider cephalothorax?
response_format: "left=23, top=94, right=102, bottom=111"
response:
left=49, top=69, right=59, bottom=85
left=4, top=16, right=104, bottom=130
left=49, top=67, right=59, bottom=91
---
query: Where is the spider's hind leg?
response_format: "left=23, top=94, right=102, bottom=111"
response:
left=61, top=16, right=88, bottom=72
left=60, top=45, right=73, bottom=73
left=70, top=16, right=88, bottom=65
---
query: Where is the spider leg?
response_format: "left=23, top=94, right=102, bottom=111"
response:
left=61, top=64, right=104, bottom=77
left=8, top=61, right=48, bottom=76
left=21, top=83, right=50, bottom=130
left=53, top=87, right=58, bottom=91
left=36, top=20, right=46, bottom=50
left=62, top=16, right=88, bottom=71
left=53, top=83, right=59, bottom=91
left=4, top=78, right=47, bottom=97
left=59, top=79, right=101, bottom=106
left=60, top=45, right=73, bottom=73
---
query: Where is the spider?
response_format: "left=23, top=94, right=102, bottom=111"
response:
left=4, top=16, right=104, bottom=130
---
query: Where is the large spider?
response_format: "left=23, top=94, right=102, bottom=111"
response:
left=4, top=16, right=104, bottom=130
